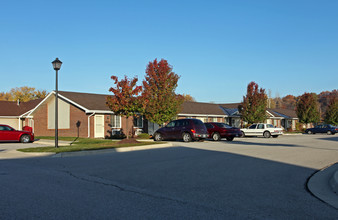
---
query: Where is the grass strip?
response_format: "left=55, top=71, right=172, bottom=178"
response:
left=18, top=138, right=165, bottom=153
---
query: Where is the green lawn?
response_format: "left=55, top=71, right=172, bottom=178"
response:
left=18, top=137, right=164, bottom=153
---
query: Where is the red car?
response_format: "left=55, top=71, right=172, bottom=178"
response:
left=204, top=122, right=241, bottom=141
left=0, top=124, right=34, bottom=143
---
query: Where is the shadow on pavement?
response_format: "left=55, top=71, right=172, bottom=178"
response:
left=221, top=140, right=297, bottom=147
left=1, top=145, right=337, bottom=218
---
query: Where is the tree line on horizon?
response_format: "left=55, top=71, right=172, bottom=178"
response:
left=0, top=87, right=47, bottom=102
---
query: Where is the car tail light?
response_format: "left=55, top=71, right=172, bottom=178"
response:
left=191, top=129, right=196, bottom=133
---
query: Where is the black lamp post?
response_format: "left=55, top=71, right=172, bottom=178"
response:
left=52, top=58, right=62, bottom=148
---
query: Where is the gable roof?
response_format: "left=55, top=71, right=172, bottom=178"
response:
left=58, top=91, right=111, bottom=112
left=179, top=101, right=226, bottom=116
left=268, top=108, right=298, bottom=119
left=0, top=99, right=42, bottom=117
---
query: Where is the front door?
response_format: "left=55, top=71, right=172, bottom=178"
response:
left=94, top=115, right=105, bottom=138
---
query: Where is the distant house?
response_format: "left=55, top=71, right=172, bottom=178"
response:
left=267, top=108, right=299, bottom=130
left=0, top=99, right=42, bottom=130
left=178, top=101, right=299, bottom=130
left=178, top=101, right=242, bottom=127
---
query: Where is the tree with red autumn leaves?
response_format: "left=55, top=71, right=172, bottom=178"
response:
left=296, top=92, right=320, bottom=124
left=281, top=95, right=297, bottom=110
left=142, top=59, right=184, bottom=125
left=106, top=75, right=143, bottom=139
left=241, top=81, right=267, bottom=124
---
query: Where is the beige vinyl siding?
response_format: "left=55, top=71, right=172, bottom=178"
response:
left=0, top=118, right=19, bottom=130
left=48, top=96, right=70, bottom=129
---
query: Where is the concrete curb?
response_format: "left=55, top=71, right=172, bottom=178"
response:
left=307, top=163, right=338, bottom=209
left=52, top=142, right=173, bottom=158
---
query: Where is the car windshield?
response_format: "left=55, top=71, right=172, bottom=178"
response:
left=166, top=121, right=175, bottom=128
left=216, top=123, right=232, bottom=128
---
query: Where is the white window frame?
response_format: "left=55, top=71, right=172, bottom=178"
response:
left=111, top=115, right=121, bottom=128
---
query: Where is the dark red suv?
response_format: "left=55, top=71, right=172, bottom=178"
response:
left=154, top=119, right=208, bottom=142
left=204, top=122, right=241, bottom=141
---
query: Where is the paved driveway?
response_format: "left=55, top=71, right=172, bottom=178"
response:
left=0, top=135, right=337, bottom=219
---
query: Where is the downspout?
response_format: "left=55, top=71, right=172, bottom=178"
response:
left=88, top=112, right=95, bottom=138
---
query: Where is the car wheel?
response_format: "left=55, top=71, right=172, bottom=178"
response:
left=272, top=135, right=278, bottom=138
left=20, top=135, right=30, bottom=143
left=306, top=130, right=312, bottom=134
left=263, top=131, right=271, bottom=138
left=327, top=131, right=332, bottom=135
left=226, top=136, right=234, bottom=141
left=240, top=131, right=245, bottom=137
left=212, top=132, right=221, bottom=141
left=154, top=132, right=162, bottom=141
left=182, top=132, right=192, bottom=142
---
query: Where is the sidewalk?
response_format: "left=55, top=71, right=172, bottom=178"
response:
left=307, top=163, right=338, bottom=209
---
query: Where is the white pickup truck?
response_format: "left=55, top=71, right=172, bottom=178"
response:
left=240, top=123, right=283, bottom=138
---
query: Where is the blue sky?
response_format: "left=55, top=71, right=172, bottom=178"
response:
left=1, top=0, right=337, bottom=103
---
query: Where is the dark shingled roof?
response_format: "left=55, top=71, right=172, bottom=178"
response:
left=58, top=91, right=111, bottom=111
left=219, top=103, right=242, bottom=109
left=0, top=99, right=42, bottom=116
left=180, top=101, right=226, bottom=116
left=268, top=108, right=298, bottom=118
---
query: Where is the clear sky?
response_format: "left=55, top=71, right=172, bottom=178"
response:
left=1, top=0, right=337, bottom=103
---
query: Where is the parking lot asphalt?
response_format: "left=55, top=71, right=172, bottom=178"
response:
left=1, top=134, right=337, bottom=217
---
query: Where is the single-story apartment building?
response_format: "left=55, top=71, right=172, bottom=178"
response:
left=0, top=91, right=149, bottom=138
left=0, top=99, right=42, bottom=130
left=178, top=101, right=299, bottom=130
left=0, top=91, right=300, bottom=138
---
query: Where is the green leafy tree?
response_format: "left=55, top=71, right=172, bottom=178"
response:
left=106, top=75, right=143, bottom=139
left=142, top=59, right=184, bottom=125
left=325, top=97, right=338, bottom=125
left=241, top=81, right=267, bottom=124
left=296, top=92, right=320, bottom=124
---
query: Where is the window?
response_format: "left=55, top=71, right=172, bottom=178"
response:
left=111, top=115, right=121, bottom=128
left=166, top=121, right=175, bottom=128
left=216, top=123, right=231, bottom=128
left=249, top=124, right=257, bottom=129
left=0, top=126, right=12, bottom=131
left=192, top=119, right=204, bottom=125
left=257, top=124, right=264, bottom=129
left=205, top=123, right=214, bottom=129
left=133, top=115, right=143, bottom=128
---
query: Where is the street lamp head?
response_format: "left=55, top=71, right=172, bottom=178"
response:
left=52, top=58, right=62, bottom=70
